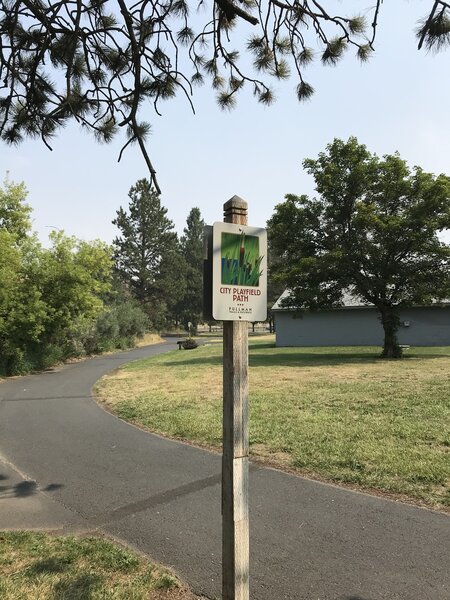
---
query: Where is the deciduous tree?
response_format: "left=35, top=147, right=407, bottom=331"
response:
left=268, top=138, right=450, bottom=358
left=38, top=231, right=113, bottom=346
left=0, top=178, right=153, bottom=373
left=0, top=178, right=31, bottom=240
left=0, top=180, right=47, bottom=373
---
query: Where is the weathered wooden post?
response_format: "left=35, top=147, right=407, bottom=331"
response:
left=204, top=197, right=266, bottom=600
left=222, top=196, right=249, bottom=600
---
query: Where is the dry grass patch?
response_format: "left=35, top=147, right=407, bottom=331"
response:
left=0, top=532, right=202, bottom=600
left=95, top=340, right=450, bottom=510
left=135, top=333, right=165, bottom=347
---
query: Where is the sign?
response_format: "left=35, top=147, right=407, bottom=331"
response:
left=212, top=221, right=267, bottom=321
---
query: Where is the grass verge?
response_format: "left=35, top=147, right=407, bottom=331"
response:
left=0, top=531, right=201, bottom=599
left=95, top=338, right=450, bottom=510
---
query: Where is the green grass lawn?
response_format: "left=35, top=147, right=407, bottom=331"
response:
left=0, top=531, right=200, bottom=599
left=95, top=338, right=450, bottom=510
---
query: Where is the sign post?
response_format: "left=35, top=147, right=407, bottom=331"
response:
left=222, top=196, right=249, bottom=600
left=203, top=195, right=267, bottom=600
left=220, top=196, right=267, bottom=600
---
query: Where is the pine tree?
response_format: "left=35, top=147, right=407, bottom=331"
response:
left=113, top=179, right=185, bottom=328
left=1, top=2, right=448, bottom=191
left=174, top=208, right=205, bottom=332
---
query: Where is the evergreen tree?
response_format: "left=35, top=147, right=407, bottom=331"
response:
left=1, top=2, right=448, bottom=191
left=174, top=208, right=205, bottom=332
left=113, top=179, right=185, bottom=328
left=268, top=138, right=450, bottom=358
left=156, top=242, right=188, bottom=330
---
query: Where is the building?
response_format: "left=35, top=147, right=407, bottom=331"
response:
left=272, top=291, right=450, bottom=347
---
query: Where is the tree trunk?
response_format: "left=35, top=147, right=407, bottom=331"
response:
left=378, top=306, right=402, bottom=358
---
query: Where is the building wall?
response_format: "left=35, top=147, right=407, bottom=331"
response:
left=275, top=307, right=450, bottom=347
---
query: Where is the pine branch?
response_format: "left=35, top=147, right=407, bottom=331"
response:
left=215, top=0, right=259, bottom=26
left=1, top=0, right=448, bottom=195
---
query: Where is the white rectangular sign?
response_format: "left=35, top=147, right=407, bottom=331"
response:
left=212, top=222, right=267, bottom=321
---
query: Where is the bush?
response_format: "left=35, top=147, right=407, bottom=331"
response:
left=91, top=302, right=150, bottom=353
left=0, top=301, right=150, bottom=376
left=115, top=303, right=149, bottom=339
left=32, top=344, right=65, bottom=370
left=0, top=346, right=30, bottom=376
left=0, top=342, right=66, bottom=376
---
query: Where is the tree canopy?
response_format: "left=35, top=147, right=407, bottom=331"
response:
left=268, top=137, right=450, bottom=358
left=0, top=178, right=32, bottom=240
left=1, top=1, right=449, bottom=192
left=0, top=178, right=151, bottom=375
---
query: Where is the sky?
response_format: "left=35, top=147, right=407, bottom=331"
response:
left=2, top=1, right=450, bottom=245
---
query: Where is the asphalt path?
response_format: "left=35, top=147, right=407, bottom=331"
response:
left=0, top=339, right=449, bottom=600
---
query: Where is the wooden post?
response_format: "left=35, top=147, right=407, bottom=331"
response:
left=222, top=196, right=249, bottom=600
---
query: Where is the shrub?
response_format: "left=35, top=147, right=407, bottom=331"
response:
left=115, top=303, right=149, bottom=339
left=91, top=302, right=150, bottom=353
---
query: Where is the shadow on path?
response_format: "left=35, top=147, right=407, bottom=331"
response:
left=0, top=474, right=63, bottom=499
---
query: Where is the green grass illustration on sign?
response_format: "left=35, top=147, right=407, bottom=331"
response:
left=221, top=231, right=263, bottom=286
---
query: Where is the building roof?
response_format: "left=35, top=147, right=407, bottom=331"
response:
left=271, top=290, right=368, bottom=311
left=271, top=290, right=450, bottom=311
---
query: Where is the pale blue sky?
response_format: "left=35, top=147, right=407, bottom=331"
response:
left=2, top=1, right=450, bottom=244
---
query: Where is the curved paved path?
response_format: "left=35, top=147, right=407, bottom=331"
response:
left=0, top=340, right=449, bottom=600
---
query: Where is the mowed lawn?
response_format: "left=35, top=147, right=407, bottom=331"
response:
left=95, top=338, right=450, bottom=510
left=0, top=531, right=200, bottom=600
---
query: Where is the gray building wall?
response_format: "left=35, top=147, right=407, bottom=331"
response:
left=275, top=306, right=450, bottom=347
